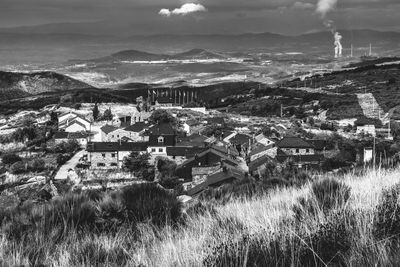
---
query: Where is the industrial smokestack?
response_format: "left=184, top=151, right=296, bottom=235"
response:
left=316, top=0, right=343, bottom=58
left=334, top=32, right=343, bottom=58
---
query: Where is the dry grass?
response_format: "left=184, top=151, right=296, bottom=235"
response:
left=1, top=167, right=400, bottom=266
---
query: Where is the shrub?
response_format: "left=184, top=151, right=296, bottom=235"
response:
left=300, top=212, right=353, bottom=266
left=29, top=159, right=45, bottom=172
left=311, top=177, right=351, bottom=212
left=77, top=239, right=129, bottom=266
left=374, top=183, right=400, bottom=240
left=120, top=183, right=182, bottom=227
left=10, top=161, right=27, bottom=174
left=2, top=153, right=22, bottom=165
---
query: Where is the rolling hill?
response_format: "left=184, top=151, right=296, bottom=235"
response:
left=0, top=71, right=94, bottom=100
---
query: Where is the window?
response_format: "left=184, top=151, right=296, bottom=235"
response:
left=117, top=135, right=119, bottom=138
left=151, top=148, right=156, bottom=152
left=101, top=153, right=106, bottom=158
left=295, top=149, right=299, bottom=153
left=111, top=135, right=114, bottom=138
left=97, top=163, right=105, bottom=167
left=111, top=153, right=116, bottom=158
left=306, top=149, right=310, bottom=153
left=158, top=136, right=164, bottom=143
left=110, top=163, right=118, bottom=167
left=159, top=148, right=163, bottom=153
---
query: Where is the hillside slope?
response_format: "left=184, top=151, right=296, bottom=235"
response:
left=0, top=71, right=94, bottom=100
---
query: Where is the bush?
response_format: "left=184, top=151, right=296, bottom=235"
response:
left=300, top=212, right=353, bottom=266
left=10, top=161, right=27, bottom=174
left=311, top=177, right=351, bottom=212
left=120, top=183, right=182, bottom=227
left=53, top=140, right=80, bottom=154
left=374, top=183, right=400, bottom=240
left=2, top=153, right=22, bottom=165
left=29, top=159, right=45, bottom=172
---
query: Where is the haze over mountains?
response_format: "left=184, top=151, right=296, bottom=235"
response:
left=0, top=27, right=400, bottom=65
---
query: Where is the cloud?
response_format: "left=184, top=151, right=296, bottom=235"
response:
left=159, top=3, right=207, bottom=17
left=292, top=2, right=315, bottom=10
left=159, top=8, right=172, bottom=17
left=316, top=0, right=338, bottom=18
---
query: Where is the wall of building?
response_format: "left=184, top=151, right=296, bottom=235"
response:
left=281, top=148, right=315, bottom=156
left=65, top=123, right=86, bottom=133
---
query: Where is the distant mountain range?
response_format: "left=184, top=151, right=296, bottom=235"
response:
left=0, top=25, right=399, bottom=65
left=78, top=48, right=226, bottom=63
left=0, top=71, right=93, bottom=100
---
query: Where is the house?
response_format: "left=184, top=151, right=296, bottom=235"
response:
left=54, top=131, right=91, bottom=147
left=182, top=122, right=191, bottom=135
left=166, top=146, right=208, bottom=165
left=124, top=122, right=149, bottom=142
left=228, top=133, right=253, bottom=155
left=276, top=136, right=323, bottom=169
left=175, top=146, right=240, bottom=180
left=147, top=123, right=176, bottom=159
left=356, top=125, right=376, bottom=137
left=100, top=125, right=119, bottom=141
left=155, top=96, right=174, bottom=107
left=86, top=142, right=148, bottom=169
left=276, top=136, right=315, bottom=156
left=62, top=119, right=89, bottom=133
left=206, top=117, right=226, bottom=127
left=254, top=133, right=275, bottom=147
left=131, top=108, right=151, bottom=124
left=248, top=142, right=277, bottom=162
left=176, top=134, right=208, bottom=147
left=248, top=154, right=275, bottom=177
left=186, top=166, right=246, bottom=196
left=58, top=112, right=90, bottom=132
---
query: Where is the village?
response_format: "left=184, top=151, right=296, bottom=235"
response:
left=1, top=86, right=399, bottom=200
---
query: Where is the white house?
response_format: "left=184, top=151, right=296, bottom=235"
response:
left=356, top=125, right=376, bottom=137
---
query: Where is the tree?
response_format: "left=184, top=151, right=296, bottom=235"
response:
left=123, top=152, right=154, bottom=181
left=50, top=111, right=58, bottom=126
left=10, top=161, right=27, bottom=174
left=92, top=103, right=99, bottom=121
left=2, top=153, right=22, bottom=165
left=102, top=107, right=113, bottom=121
left=149, top=110, right=177, bottom=126
left=29, top=159, right=46, bottom=172
left=156, top=157, right=177, bottom=181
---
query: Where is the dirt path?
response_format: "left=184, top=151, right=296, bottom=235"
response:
left=54, top=150, right=85, bottom=180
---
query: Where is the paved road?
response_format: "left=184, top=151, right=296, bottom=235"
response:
left=54, top=150, right=85, bottom=180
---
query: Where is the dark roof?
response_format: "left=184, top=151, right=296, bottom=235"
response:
left=167, top=146, right=207, bottom=157
left=230, top=134, right=252, bottom=145
left=248, top=143, right=275, bottom=157
left=176, top=134, right=208, bottom=147
left=179, top=146, right=239, bottom=168
left=309, top=139, right=327, bottom=151
left=87, top=142, right=148, bottom=152
left=248, top=155, right=273, bottom=172
left=55, top=131, right=89, bottom=139
left=212, top=144, right=240, bottom=157
left=54, top=132, right=69, bottom=139
left=148, top=123, right=175, bottom=135
left=276, top=137, right=314, bottom=149
left=124, top=122, right=148, bottom=133
left=207, top=117, right=225, bottom=125
left=157, top=96, right=174, bottom=104
left=100, top=124, right=118, bottom=134
left=187, top=167, right=245, bottom=196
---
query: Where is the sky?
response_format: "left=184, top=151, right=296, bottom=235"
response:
left=0, top=0, right=399, bottom=35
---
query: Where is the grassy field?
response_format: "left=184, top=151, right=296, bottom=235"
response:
left=2, top=167, right=400, bottom=266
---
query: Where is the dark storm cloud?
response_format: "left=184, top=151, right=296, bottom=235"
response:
left=0, top=0, right=399, bottom=34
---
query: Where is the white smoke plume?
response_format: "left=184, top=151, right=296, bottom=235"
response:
left=316, top=0, right=342, bottom=58
left=334, top=32, right=343, bottom=58
left=316, top=0, right=338, bottom=18
left=159, top=3, right=207, bottom=17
